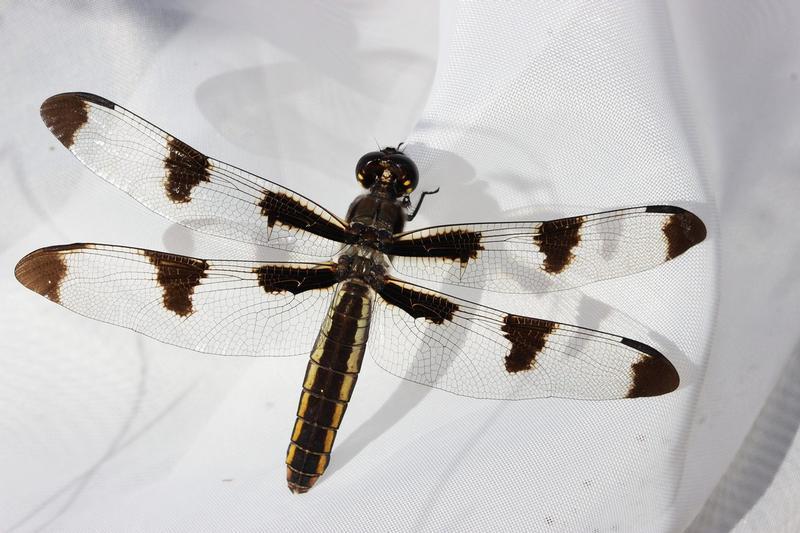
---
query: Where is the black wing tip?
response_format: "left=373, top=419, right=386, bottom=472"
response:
left=620, top=336, right=663, bottom=358
left=15, top=242, right=90, bottom=271
left=645, top=205, right=687, bottom=214
left=41, top=92, right=115, bottom=110
left=621, top=337, right=680, bottom=398
left=74, top=92, right=115, bottom=108
left=22, top=243, right=92, bottom=255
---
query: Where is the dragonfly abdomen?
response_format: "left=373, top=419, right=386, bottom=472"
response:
left=286, top=280, right=374, bottom=493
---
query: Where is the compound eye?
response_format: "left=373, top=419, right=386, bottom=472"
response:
left=355, top=151, right=384, bottom=189
left=388, top=155, right=419, bottom=196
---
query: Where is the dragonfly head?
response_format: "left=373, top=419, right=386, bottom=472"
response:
left=355, top=146, right=419, bottom=198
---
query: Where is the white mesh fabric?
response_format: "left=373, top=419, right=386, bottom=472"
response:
left=1, top=1, right=797, bottom=531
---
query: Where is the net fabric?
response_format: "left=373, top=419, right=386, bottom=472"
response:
left=1, top=1, right=798, bottom=531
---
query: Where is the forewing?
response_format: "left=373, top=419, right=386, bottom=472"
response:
left=40, top=93, right=352, bottom=258
left=371, top=278, right=679, bottom=400
left=15, top=244, right=339, bottom=356
left=388, top=205, right=706, bottom=293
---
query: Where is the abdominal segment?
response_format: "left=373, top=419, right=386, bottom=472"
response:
left=286, top=280, right=373, bottom=493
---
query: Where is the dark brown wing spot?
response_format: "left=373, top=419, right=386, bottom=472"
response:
left=378, top=280, right=458, bottom=324
left=501, top=315, right=556, bottom=373
left=164, top=136, right=210, bottom=203
left=389, top=229, right=483, bottom=264
left=621, top=337, right=680, bottom=397
left=40, top=93, right=112, bottom=148
left=14, top=245, right=84, bottom=304
left=534, top=216, right=585, bottom=274
left=254, top=264, right=338, bottom=294
left=258, top=191, right=352, bottom=243
left=660, top=209, right=707, bottom=260
left=143, top=251, right=208, bottom=317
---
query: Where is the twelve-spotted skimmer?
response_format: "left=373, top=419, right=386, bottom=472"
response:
left=16, top=93, right=706, bottom=493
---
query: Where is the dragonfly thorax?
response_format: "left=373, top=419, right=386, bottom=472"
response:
left=345, top=192, right=407, bottom=249
left=336, top=246, right=388, bottom=288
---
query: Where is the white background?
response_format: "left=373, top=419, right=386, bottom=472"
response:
left=0, top=1, right=797, bottom=532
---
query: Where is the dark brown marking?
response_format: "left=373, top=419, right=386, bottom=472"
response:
left=654, top=207, right=707, bottom=260
left=40, top=93, right=112, bottom=148
left=254, top=264, right=338, bottom=295
left=622, top=338, right=680, bottom=397
left=298, top=391, right=347, bottom=429
left=286, top=466, right=318, bottom=494
left=14, top=244, right=85, bottom=304
left=163, top=136, right=210, bottom=203
left=143, top=251, right=208, bottom=317
left=501, top=315, right=556, bottom=373
left=534, top=215, right=585, bottom=274
left=292, top=420, right=336, bottom=452
left=288, top=284, right=372, bottom=494
left=346, top=194, right=407, bottom=235
left=389, top=229, right=484, bottom=264
left=316, top=326, right=367, bottom=372
left=303, top=362, right=354, bottom=402
left=378, top=281, right=458, bottom=324
left=287, top=445, right=328, bottom=475
left=315, top=282, right=371, bottom=372
left=258, top=190, right=352, bottom=243
left=73, top=92, right=115, bottom=108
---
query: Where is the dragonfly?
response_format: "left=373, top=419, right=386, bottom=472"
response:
left=15, top=93, right=706, bottom=493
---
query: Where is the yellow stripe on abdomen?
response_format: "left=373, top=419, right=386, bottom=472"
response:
left=286, top=280, right=373, bottom=493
